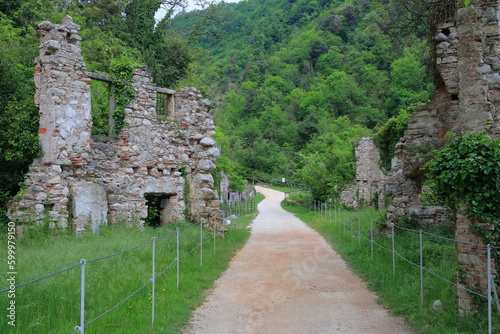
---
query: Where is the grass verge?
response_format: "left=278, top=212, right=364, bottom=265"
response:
left=0, top=209, right=260, bottom=333
left=281, top=202, right=499, bottom=333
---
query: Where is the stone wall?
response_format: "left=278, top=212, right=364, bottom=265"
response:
left=340, top=137, right=386, bottom=209
left=8, top=17, right=221, bottom=231
left=386, top=1, right=500, bottom=311
left=455, top=207, right=496, bottom=314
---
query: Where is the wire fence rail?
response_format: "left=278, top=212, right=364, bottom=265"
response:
left=0, top=220, right=231, bottom=333
left=308, top=200, right=500, bottom=334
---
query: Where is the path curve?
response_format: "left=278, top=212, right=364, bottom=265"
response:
left=184, top=187, right=412, bottom=334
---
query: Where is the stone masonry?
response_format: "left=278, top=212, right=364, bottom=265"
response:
left=386, top=1, right=500, bottom=312
left=8, top=17, right=221, bottom=231
left=340, top=137, right=386, bottom=209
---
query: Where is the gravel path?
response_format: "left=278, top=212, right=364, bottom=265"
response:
left=184, top=186, right=413, bottom=334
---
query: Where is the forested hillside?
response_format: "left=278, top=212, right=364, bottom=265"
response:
left=171, top=0, right=435, bottom=200
left=0, top=0, right=435, bottom=225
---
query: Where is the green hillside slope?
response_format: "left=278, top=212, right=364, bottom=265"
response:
left=171, top=0, right=434, bottom=200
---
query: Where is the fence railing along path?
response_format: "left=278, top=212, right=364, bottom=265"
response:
left=308, top=200, right=500, bottom=334
left=0, top=216, right=248, bottom=333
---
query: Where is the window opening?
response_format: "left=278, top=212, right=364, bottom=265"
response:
left=156, top=93, right=169, bottom=117
left=145, top=193, right=175, bottom=227
left=156, top=87, right=176, bottom=118
left=89, top=72, right=116, bottom=137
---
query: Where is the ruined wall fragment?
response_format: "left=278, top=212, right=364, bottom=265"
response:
left=386, top=1, right=500, bottom=312
left=35, top=17, right=91, bottom=166
left=8, top=17, right=221, bottom=231
left=340, top=137, right=386, bottom=209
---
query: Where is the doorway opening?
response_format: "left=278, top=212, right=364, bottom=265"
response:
left=145, top=193, right=175, bottom=227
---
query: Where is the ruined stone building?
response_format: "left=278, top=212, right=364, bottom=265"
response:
left=340, top=137, right=386, bottom=209
left=8, top=16, right=221, bottom=231
left=385, top=1, right=500, bottom=312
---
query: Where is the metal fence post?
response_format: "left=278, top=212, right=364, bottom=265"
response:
left=419, top=230, right=423, bottom=306
left=343, top=210, right=346, bottom=233
left=200, top=221, right=203, bottom=267
left=358, top=216, right=361, bottom=247
left=151, top=237, right=156, bottom=327
left=488, top=244, right=492, bottom=334
left=334, top=206, right=337, bottom=228
left=350, top=216, right=353, bottom=239
left=176, top=228, right=180, bottom=291
left=391, top=223, right=395, bottom=276
left=336, top=206, right=339, bottom=230
left=80, top=259, right=86, bottom=334
left=370, top=219, right=374, bottom=260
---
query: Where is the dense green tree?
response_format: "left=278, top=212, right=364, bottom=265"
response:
left=385, top=50, right=433, bottom=116
left=125, top=0, right=159, bottom=49
left=317, top=13, right=343, bottom=35
left=296, top=117, right=370, bottom=201
left=0, top=15, right=40, bottom=225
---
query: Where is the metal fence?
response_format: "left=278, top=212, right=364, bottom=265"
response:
left=0, top=221, right=228, bottom=333
left=221, top=197, right=258, bottom=217
left=308, top=200, right=500, bottom=334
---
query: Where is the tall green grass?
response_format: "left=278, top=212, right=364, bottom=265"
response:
left=0, top=213, right=257, bottom=333
left=282, top=203, right=499, bottom=333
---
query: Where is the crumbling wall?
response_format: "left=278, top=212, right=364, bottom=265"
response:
left=386, top=1, right=500, bottom=312
left=340, top=137, right=386, bottom=209
left=8, top=17, right=221, bottom=231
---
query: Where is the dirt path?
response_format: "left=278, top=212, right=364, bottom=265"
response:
left=184, top=187, right=413, bottom=334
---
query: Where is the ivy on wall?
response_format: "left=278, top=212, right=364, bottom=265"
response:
left=374, top=109, right=412, bottom=170
left=426, top=132, right=500, bottom=244
left=110, top=59, right=136, bottom=135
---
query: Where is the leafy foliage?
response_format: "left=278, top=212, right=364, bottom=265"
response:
left=374, top=108, right=413, bottom=170
left=170, top=0, right=434, bottom=199
left=426, top=132, right=500, bottom=242
left=110, top=58, right=137, bottom=134
left=0, top=15, right=40, bottom=225
left=296, top=117, right=370, bottom=201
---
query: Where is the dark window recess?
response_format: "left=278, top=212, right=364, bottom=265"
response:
left=451, top=94, right=459, bottom=101
left=145, top=193, right=174, bottom=227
